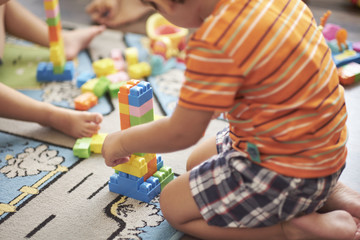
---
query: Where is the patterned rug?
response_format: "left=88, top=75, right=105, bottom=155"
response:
left=0, top=131, right=182, bottom=240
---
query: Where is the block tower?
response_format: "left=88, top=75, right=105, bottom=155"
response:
left=36, top=0, right=74, bottom=82
left=108, top=80, right=174, bottom=202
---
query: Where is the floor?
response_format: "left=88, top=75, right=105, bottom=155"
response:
left=10, top=1, right=360, bottom=239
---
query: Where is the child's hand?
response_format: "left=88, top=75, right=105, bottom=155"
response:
left=102, top=131, right=130, bottom=167
left=86, top=0, right=118, bottom=26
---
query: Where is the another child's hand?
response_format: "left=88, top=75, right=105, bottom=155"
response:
left=86, top=0, right=119, bottom=26
left=102, top=131, right=130, bottom=167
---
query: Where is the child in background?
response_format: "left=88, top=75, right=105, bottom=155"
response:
left=0, top=0, right=105, bottom=138
left=102, top=0, right=360, bottom=239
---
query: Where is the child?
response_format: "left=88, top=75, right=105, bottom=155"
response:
left=102, top=0, right=360, bottom=239
left=86, top=0, right=153, bottom=28
left=0, top=0, right=105, bottom=138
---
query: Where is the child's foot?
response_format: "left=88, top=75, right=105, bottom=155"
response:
left=47, top=106, right=103, bottom=138
left=62, top=25, right=106, bottom=60
left=320, top=182, right=360, bottom=219
left=283, top=210, right=359, bottom=240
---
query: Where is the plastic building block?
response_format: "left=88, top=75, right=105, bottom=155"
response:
left=129, top=98, right=153, bottom=117
left=112, top=155, right=148, bottom=178
left=76, top=71, right=96, bottom=88
left=153, top=166, right=174, bottom=190
left=322, top=23, right=341, bottom=41
left=128, top=81, right=153, bottom=107
left=90, top=133, right=108, bottom=154
left=130, top=109, right=154, bottom=126
left=93, top=58, right=117, bottom=77
left=73, top=137, right=92, bottom=158
left=108, top=172, right=161, bottom=203
left=338, top=62, right=360, bottom=85
left=106, top=71, right=129, bottom=83
left=110, top=48, right=126, bottom=71
left=109, top=81, right=127, bottom=98
left=81, top=77, right=110, bottom=97
left=128, top=62, right=152, bottom=79
left=74, top=92, right=98, bottom=111
left=36, top=61, right=74, bottom=82
left=125, top=47, right=139, bottom=66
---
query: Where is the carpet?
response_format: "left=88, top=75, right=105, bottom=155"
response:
left=0, top=131, right=183, bottom=240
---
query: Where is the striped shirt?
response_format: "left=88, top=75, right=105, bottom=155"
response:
left=178, top=0, right=347, bottom=178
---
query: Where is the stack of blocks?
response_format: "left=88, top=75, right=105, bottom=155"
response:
left=108, top=80, right=174, bottom=203
left=36, top=0, right=74, bottom=82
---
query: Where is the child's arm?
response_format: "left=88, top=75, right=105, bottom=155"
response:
left=102, top=105, right=214, bottom=167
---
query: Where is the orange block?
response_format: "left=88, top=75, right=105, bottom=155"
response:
left=74, top=92, right=98, bottom=111
left=49, top=23, right=62, bottom=42
left=120, top=113, right=131, bottom=130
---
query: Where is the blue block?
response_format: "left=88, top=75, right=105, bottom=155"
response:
left=76, top=71, right=96, bottom=88
left=128, top=81, right=153, bottom=107
left=109, top=173, right=161, bottom=203
left=157, top=155, right=164, bottom=170
left=36, top=61, right=75, bottom=82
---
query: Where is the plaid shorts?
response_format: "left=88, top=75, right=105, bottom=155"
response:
left=189, top=127, right=344, bottom=228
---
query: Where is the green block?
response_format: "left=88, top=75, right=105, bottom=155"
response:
left=109, top=81, right=127, bottom=98
left=93, top=76, right=110, bottom=97
left=53, top=65, right=65, bottom=74
left=46, top=14, right=61, bottom=26
left=73, top=137, right=92, bottom=158
left=130, top=109, right=154, bottom=126
left=153, top=166, right=174, bottom=190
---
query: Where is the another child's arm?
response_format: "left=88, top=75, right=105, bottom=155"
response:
left=102, top=105, right=214, bottom=167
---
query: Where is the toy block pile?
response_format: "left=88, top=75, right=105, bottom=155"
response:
left=36, top=0, right=74, bottom=82
left=108, top=79, right=174, bottom=203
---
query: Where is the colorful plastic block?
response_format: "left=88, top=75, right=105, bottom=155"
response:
left=93, top=58, right=117, bottom=77
left=90, top=133, right=108, bottom=154
left=109, top=81, right=127, bottom=98
left=125, top=47, right=139, bottom=66
left=76, top=71, right=96, bottom=88
left=109, top=172, right=161, bottom=203
left=338, top=62, right=360, bottom=85
left=112, top=155, right=148, bottom=178
left=74, top=92, right=98, bottom=111
left=36, top=61, right=74, bottom=82
left=128, top=81, right=153, bottom=107
left=153, top=166, right=174, bottom=190
left=73, top=137, right=92, bottom=158
left=128, top=62, right=152, bottom=79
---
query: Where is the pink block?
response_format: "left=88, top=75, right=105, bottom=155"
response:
left=353, top=41, right=360, bottom=52
left=107, top=71, right=129, bottom=83
left=111, top=49, right=123, bottom=60
left=45, top=5, right=59, bottom=18
left=129, top=99, right=153, bottom=117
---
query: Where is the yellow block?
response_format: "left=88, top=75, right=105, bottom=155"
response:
left=112, top=155, right=147, bottom=178
left=91, top=133, right=108, bottom=154
left=43, top=0, right=59, bottom=10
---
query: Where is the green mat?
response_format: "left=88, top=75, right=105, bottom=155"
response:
left=0, top=43, right=50, bottom=89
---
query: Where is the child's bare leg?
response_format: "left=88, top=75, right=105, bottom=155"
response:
left=160, top=173, right=359, bottom=240
left=0, top=83, right=102, bottom=138
left=0, top=4, right=5, bottom=58
left=4, top=0, right=105, bottom=60
left=320, top=181, right=360, bottom=218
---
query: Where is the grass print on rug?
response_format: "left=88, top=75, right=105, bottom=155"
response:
left=0, top=131, right=182, bottom=240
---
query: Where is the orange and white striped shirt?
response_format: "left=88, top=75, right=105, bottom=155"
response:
left=178, top=0, right=347, bottom=178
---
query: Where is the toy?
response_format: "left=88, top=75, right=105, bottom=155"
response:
left=125, top=47, right=139, bottom=66
left=36, top=0, right=74, bottom=82
left=109, top=80, right=174, bottom=202
left=128, top=62, right=152, bottom=79
left=81, top=76, right=111, bottom=97
left=146, top=13, right=188, bottom=59
left=338, top=62, right=360, bottom=85
left=74, top=92, right=98, bottom=111
left=92, top=58, right=117, bottom=77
